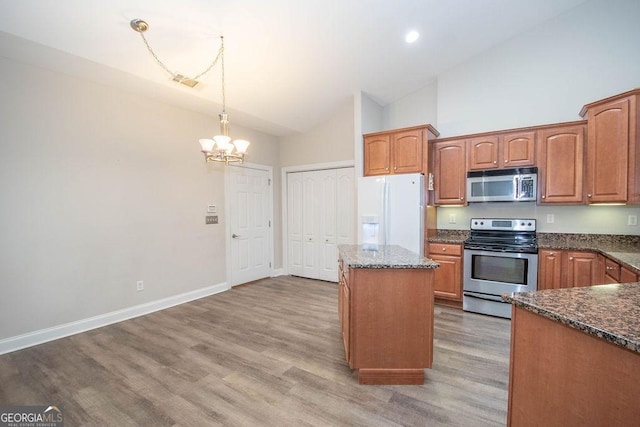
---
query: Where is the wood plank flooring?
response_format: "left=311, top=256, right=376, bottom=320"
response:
left=0, top=276, right=511, bottom=426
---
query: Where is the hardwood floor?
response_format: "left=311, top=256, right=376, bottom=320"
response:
left=0, top=276, right=511, bottom=426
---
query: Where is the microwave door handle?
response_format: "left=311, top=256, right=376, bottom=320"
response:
left=514, top=177, right=519, bottom=199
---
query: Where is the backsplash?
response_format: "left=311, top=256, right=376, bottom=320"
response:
left=437, top=203, right=640, bottom=236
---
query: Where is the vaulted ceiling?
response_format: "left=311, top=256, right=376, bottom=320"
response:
left=0, top=0, right=588, bottom=136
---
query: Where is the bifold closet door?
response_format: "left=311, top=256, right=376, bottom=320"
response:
left=287, top=167, right=354, bottom=282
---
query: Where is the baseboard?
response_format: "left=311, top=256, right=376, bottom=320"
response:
left=0, top=282, right=230, bottom=355
left=271, top=268, right=285, bottom=277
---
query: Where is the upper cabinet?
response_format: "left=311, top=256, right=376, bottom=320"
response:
left=363, top=124, right=439, bottom=176
left=537, top=123, right=586, bottom=204
left=431, top=139, right=467, bottom=205
left=580, top=89, right=640, bottom=204
left=467, top=131, right=535, bottom=171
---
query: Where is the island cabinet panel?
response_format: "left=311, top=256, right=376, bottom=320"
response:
left=428, top=243, right=462, bottom=302
left=621, top=266, right=639, bottom=283
left=508, top=307, right=640, bottom=426
left=338, top=254, right=435, bottom=385
left=432, top=139, right=467, bottom=205
left=537, top=124, right=586, bottom=204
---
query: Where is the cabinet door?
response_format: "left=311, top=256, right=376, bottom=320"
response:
left=364, top=135, right=391, bottom=176
left=564, top=251, right=598, bottom=288
left=502, top=131, right=536, bottom=168
left=586, top=98, right=630, bottom=203
left=537, top=125, right=585, bottom=204
left=621, top=266, right=638, bottom=283
left=431, top=255, right=462, bottom=300
left=538, top=250, right=563, bottom=290
left=433, top=140, right=467, bottom=205
left=467, top=136, right=499, bottom=170
left=428, top=243, right=462, bottom=301
left=392, top=129, right=423, bottom=174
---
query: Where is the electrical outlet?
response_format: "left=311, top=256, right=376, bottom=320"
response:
left=207, top=204, right=217, bottom=213
left=629, top=215, right=638, bottom=226
left=449, top=214, right=456, bottom=224
left=136, top=280, right=144, bottom=292
left=546, top=214, right=555, bottom=224
left=205, top=215, right=218, bottom=225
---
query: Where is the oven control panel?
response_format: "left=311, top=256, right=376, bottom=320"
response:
left=470, top=218, right=536, bottom=232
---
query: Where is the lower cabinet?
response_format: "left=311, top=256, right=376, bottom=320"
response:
left=600, top=254, right=639, bottom=284
left=338, top=255, right=434, bottom=385
left=428, top=243, right=462, bottom=302
left=539, top=249, right=636, bottom=289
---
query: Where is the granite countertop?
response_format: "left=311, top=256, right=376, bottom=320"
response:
left=426, top=229, right=469, bottom=244
left=503, top=283, right=640, bottom=354
left=338, top=244, right=440, bottom=269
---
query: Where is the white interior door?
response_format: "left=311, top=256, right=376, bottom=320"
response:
left=228, top=166, right=272, bottom=285
left=302, top=171, right=320, bottom=279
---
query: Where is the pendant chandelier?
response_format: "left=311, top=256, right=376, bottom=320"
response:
left=130, top=19, right=249, bottom=164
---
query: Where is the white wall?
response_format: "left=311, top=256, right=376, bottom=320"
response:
left=279, top=98, right=355, bottom=167
left=436, top=0, right=640, bottom=137
left=0, top=55, right=280, bottom=340
left=383, top=80, right=437, bottom=131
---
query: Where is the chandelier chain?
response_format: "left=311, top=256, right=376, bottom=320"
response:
left=219, top=37, right=226, bottom=111
left=136, top=31, right=224, bottom=82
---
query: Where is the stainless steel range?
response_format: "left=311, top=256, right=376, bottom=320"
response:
left=463, top=218, right=538, bottom=319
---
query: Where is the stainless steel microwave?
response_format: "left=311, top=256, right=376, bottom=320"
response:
left=466, top=167, right=537, bottom=202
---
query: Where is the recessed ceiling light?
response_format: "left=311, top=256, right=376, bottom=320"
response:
left=405, top=30, right=419, bottom=43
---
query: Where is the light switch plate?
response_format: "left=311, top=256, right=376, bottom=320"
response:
left=629, top=215, right=638, bottom=226
left=207, top=205, right=217, bottom=213
left=206, top=215, right=218, bottom=225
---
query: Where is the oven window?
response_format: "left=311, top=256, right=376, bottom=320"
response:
left=471, top=254, right=528, bottom=285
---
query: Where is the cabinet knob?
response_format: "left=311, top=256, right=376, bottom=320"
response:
left=569, top=257, right=574, bottom=261
left=385, top=167, right=389, bottom=171
left=442, top=247, right=446, bottom=251
left=493, top=160, right=497, bottom=165
left=394, top=166, right=397, bottom=170
left=542, top=195, right=546, bottom=199
left=460, top=197, right=464, bottom=200
left=606, top=266, right=614, bottom=271
left=587, top=194, right=592, bottom=198
left=504, top=159, right=508, bottom=163
left=549, top=252, right=555, bottom=256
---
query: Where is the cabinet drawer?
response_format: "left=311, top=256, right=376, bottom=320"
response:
left=428, top=243, right=462, bottom=256
left=604, top=258, right=621, bottom=282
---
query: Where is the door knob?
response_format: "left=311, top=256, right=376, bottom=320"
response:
left=232, top=233, right=241, bottom=238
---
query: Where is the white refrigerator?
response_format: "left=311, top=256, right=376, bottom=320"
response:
left=357, top=173, right=425, bottom=256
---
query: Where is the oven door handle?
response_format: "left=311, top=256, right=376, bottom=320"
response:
left=463, top=291, right=506, bottom=303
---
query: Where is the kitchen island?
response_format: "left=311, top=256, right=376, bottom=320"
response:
left=337, top=245, right=439, bottom=385
left=503, top=283, right=640, bottom=426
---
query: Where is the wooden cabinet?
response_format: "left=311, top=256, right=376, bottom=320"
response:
left=538, top=250, right=598, bottom=289
left=580, top=89, right=640, bottom=204
left=363, top=124, right=439, bottom=176
left=564, top=251, right=599, bottom=288
left=428, top=243, right=462, bottom=301
left=467, top=131, right=535, bottom=171
left=537, top=249, right=563, bottom=290
left=537, top=123, right=586, bottom=204
left=600, top=255, right=639, bottom=284
left=337, top=253, right=434, bottom=385
left=431, top=139, right=466, bottom=205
